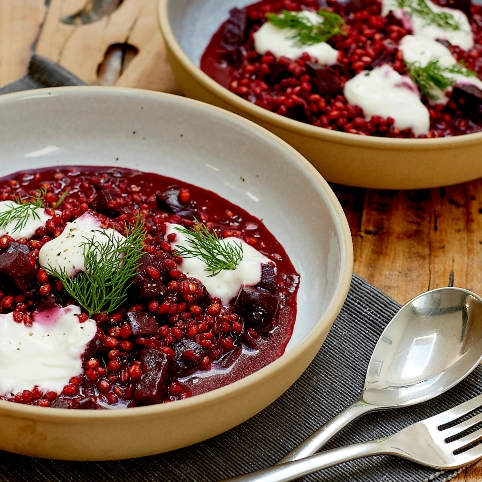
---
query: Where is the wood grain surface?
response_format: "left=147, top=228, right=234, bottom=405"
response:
left=0, top=0, right=481, bottom=479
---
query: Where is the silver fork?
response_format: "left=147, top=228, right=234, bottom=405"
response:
left=222, top=393, right=482, bottom=482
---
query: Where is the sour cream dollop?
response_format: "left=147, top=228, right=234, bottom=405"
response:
left=400, top=35, right=482, bottom=104
left=344, top=64, right=430, bottom=136
left=0, top=200, right=51, bottom=240
left=0, top=305, right=96, bottom=395
left=254, top=10, right=339, bottom=65
left=166, top=223, right=273, bottom=305
left=382, top=0, right=473, bottom=50
left=39, top=212, right=126, bottom=277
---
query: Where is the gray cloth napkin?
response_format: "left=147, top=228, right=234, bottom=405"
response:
left=0, top=55, right=479, bottom=481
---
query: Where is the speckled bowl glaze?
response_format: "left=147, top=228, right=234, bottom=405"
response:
left=0, top=87, right=352, bottom=460
left=158, top=0, right=482, bottom=190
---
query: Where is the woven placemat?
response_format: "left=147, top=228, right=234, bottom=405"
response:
left=0, top=55, right=480, bottom=481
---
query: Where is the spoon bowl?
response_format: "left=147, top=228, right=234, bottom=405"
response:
left=279, top=287, right=482, bottom=463
left=364, top=287, right=482, bottom=407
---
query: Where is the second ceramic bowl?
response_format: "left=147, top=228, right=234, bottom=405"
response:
left=158, top=0, right=482, bottom=190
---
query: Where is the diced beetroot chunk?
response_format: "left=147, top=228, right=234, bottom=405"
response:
left=306, top=62, right=343, bottom=95
left=452, top=86, right=482, bottom=126
left=0, top=251, right=37, bottom=295
left=51, top=399, right=69, bottom=409
left=34, top=293, right=61, bottom=313
left=82, top=338, right=102, bottom=362
left=256, top=263, right=277, bottom=294
left=125, top=311, right=159, bottom=336
left=77, top=397, right=95, bottom=410
left=155, top=186, right=198, bottom=219
left=89, top=189, right=122, bottom=217
left=233, top=286, right=279, bottom=328
left=131, top=253, right=169, bottom=299
left=134, top=349, right=172, bottom=405
left=221, top=8, right=248, bottom=50
left=174, top=340, right=205, bottom=376
left=6, top=242, right=30, bottom=255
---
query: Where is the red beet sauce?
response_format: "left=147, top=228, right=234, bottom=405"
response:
left=0, top=166, right=299, bottom=408
left=201, top=0, right=482, bottom=138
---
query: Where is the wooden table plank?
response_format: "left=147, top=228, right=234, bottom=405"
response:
left=0, top=0, right=46, bottom=86
left=1, top=1, right=481, bottom=479
left=35, top=0, right=179, bottom=93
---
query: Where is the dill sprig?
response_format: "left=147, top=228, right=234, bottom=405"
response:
left=0, top=189, right=46, bottom=234
left=406, top=59, right=476, bottom=99
left=46, top=218, right=146, bottom=318
left=53, top=187, right=70, bottom=209
left=174, top=220, right=243, bottom=277
left=265, top=9, right=346, bottom=47
left=395, top=0, right=461, bottom=31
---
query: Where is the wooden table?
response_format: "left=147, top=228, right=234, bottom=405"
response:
left=1, top=0, right=482, bottom=479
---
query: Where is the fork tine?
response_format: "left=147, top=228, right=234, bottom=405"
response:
left=445, top=426, right=482, bottom=453
left=434, top=393, right=482, bottom=426
left=441, top=411, right=482, bottom=439
left=449, top=442, right=482, bottom=468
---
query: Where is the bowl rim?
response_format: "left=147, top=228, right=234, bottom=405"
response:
left=0, top=85, right=354, bottom=421
left=157, top=0, right=482, bottom=150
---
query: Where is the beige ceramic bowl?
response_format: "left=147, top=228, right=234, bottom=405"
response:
left=158, top=0, right=482, bottom=190
left=0, top=87, right=352, bottom=460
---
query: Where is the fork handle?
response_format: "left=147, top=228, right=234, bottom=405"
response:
left=222, top=438, right=393, bottom=482
left=278, top=399, right=376, bottom=463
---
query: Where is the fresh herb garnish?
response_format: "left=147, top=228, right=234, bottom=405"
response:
left=406, top=59, right=476, bottom=99
left=265, top=9, right=346, bottom=47
left=395, top=0, right=461, bottom=31
left=53, top=187, right=70, bottom=209
left=0, top=189, right=46, bottom=234
left=45, top=218, right=146, bottom=318
left=174, top=220, right=243, bottom=277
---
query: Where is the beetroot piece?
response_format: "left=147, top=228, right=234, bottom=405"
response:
left=34, top=293, right=61, bottom=313
left=51, top=399, right=70, bottom=409
left=174, top=339, right=205, bottom=376
left=0, top=251, right=37, bottom=295
left=89, top=189, right=123, bottom=217
left=371, top=40, right=398, bottom=69
left=125, top=311, right=159, bottom=336
left=241, top=327, right=261, bottom=350
left=131, top=253, right=169, bottom=299
left=305, top=62, right=343, bottom=94
left=83, top=338, right=102, bottom=362
left=438, top=0, right=471, bottom=18
left=221, top=7, right=248, bottom=50
left=345, top=0, right=366, bottom=13
left=451, top=85, right=482, bottom=126
left=156, top=186, right=198, bottom=219
left=215, top=344, right=242, bottom=369
left=6, top=242, right=30, bottom=255
left=134, top=349, right=172, bottom=405
left=233, top=286, right=280, bottom=329
left=256, top=263, right=277, bottom=294
left=77, top=397, right=95, bottom=410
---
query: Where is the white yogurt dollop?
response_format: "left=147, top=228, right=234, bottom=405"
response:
left=0, top=305, right=96, bottom=395
left=166, top=223, right=273, bottom=305
left=344, top=64, right=430, bottom=136
left=0, top=200, right=52, bottom=240
left=254, top=10, right=339, bottom=65
left=39, top=212, right=126, bottom=277
left=382, top=0, right=473, bottom=50
left=400, top=35, right=482, bottom=104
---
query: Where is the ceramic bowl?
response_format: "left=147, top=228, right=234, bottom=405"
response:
left=158, top=0, right=482, bottom=190
left=0, top=87, right=352, bottom=460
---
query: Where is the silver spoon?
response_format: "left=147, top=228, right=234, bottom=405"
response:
left=278, top=286, right=482, bottom=464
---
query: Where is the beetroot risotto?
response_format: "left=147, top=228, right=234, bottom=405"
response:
left=0, top=167, right=299, bottom=409
left=201, top=0, right=482, bottom=138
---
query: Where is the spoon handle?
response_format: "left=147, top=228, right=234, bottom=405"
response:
left=277, top=399, right=376, bottom=463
